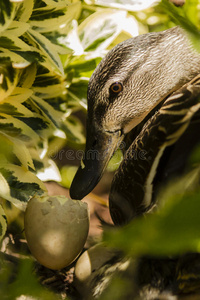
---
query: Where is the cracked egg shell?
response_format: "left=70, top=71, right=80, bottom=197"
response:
left=24, top=195, right=89, bottom=270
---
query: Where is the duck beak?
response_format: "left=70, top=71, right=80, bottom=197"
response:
left=70, top=127, right=123, bottom=200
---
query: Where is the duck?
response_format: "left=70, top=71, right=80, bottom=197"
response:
left=70, top=26, right=200, bottom=226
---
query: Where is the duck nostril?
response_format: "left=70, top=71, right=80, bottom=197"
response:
left=105, top=129, right=123, bottom=136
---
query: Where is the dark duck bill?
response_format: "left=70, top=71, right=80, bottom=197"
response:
left=70, top=125, right=124, bottom=200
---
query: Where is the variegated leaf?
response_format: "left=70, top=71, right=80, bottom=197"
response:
left=0, top=113, right=43, bottom=142
left=0, top=63, right=20, bottom=102
left=15, top=0, right=34, bottom=23
left=18, top=63, right=37, bottom=88
left=30, top=1, right=81, bottom=33
left=0, top=164, right=47, bottom=208
left=0, top=203, right=7, bottom=241
left=63, top=115, right=85, bottom=144
left=0, top=48, right=32, bottom=68
left=30, top=94, right=64, bottom=128
left=27, top=28, right=64, bottom=75
left=32, top=84, right=66, bottom=99
left=78, top=10, right=128, bottom=52
left=67, top=79, right=88, bottom=110
left=5, top=87, right=33, bottom=104
left=0, top=133, right=34, bottom=170
left=6, top=21, right=30, bottom=36
left=0, top=0, right=15, bottom=33
left=0, top=33, right=31, bottom=51
left=84, top=0, right=158, bottom=11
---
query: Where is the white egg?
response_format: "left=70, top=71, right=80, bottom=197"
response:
left=24, top=195, right=89, bottom=270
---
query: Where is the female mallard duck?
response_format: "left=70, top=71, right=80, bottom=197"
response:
left=70, top=26, right=200, bottom=225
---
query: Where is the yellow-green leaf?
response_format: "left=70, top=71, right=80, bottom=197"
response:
left=0, top=204, right=7, bottom=241
left=0, top=164, right=47, bottom=208
left=27, top=28, right=64, bottom=75
left=16, top=0, right=34, bottom=23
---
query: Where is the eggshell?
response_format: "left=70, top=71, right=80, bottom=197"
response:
left=75, top=244, right=115, bottom=282
left=24, top=195, right=89, bottom=270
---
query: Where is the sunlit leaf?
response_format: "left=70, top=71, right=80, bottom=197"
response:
left=0, top=33, right=31, bottom=51
left=6, top=21, right=30, bottom=36
left=0, top=113, right=43, bottom=142
left=0, top=0, right=15, bottom=33
left=30, top=94, right=64, bottom=128
left=66, top=55, right=101, bottom=78
left=84, top=0, right=159, bottom=12
left=30, top=1, right=81, bottom=33
left=15, top=0, right=34, bottom=22
left=32, top=83, right=66, bottom=99
left=0, top=164, right=46, bottom=207
left=78, top=9, right=130, bottom=52
left=0, top=64, right=20, bottom=102
left=18, top=63, right=37, bottom=88
left=27, top=28, right=64, bottom=74
left=160, top=0, right=200, bottom=51
left=0, top=133, right=34, bottom=170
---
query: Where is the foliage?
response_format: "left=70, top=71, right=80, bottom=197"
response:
left=0, top=257, right=62, bottom=300
left=0, top=0, right=82, bottom=236
left=0, top=0, right=143, bottom=240
left=159, top=0, right=200, bottom=50
left=104, top=168, right=200, bottom=256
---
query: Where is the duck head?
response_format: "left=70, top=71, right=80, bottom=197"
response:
left=70, top=26, right=200, bottom=200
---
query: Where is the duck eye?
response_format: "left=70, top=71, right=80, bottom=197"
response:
left=110, top=82, right=123, bottom=94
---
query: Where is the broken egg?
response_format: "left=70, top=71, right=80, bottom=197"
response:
left=24, top=195, right=89, bottom=270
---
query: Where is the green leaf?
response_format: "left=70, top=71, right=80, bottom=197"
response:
left=30, top=94, right=64, bottom=128
left=32, top=83, right=66, bottom=99
left=160, top=0, right=200, bottom=51
left=60, top=165, right=78, bottom=188
left=0, top=259, right=60, bottom=300
left=5, top=86, right=33, bottom=104
left=78, top=10, right=130, bottom=52
left=18, top=63, right=37, bottom=88
left=33, top=65, right=61, bottom=87
left=66, top=55, right=101, bottom=78
left=67, top=79, right=88, bottom=110
left=0, top=114, right=42, bottom=142
left=181, top=0, right=199, bottom=27
left=0, top=62, right=20, bottom=101
left=104, top=168, right=200, bottom=257
left=15, top=115, right=51, bottom=138
left=30, top=1, right=81, bottom=33
left=63, top=115, right=85, bottom=144
left=0, top=165, right=46, bottom=207
left=6, top=21, right=30, bottom=36
left=0, top=0, right=15, bottom=32
left=15, top=0, right=34, bottom=22
left=0, top=34, right=31, bottom=51
left=84, top=0, right=158, bottom=12
left=27, top=28, right=64, bottom=74
left=0, top=204, right=7, bottom=241
left=0, top=48, right=42, bottom=67
left=0, top=133, right=34, bottom=170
